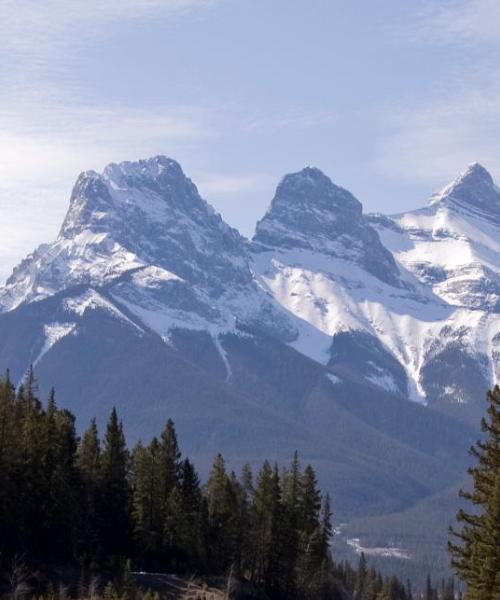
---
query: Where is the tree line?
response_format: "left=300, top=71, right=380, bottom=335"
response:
left=0, top=367, right=334, bottom=598
left=3, top=367, right=497, bottom=599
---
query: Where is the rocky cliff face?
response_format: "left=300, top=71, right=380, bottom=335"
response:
left=253, top=167, right=401, bottom=286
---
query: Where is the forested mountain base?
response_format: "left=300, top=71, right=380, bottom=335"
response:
left=0, top=369, right=453, bottom=599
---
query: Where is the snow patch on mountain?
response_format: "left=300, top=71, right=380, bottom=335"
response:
left=64, top=289, right=144, bottom=332
left=34, top=322, right=77, bottom=367
left=327, top=373, right=342, bottom=385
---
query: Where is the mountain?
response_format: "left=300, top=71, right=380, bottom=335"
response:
left=369, top=162, right=500, bottom=421
left=0, top=155, right=497, bottom=583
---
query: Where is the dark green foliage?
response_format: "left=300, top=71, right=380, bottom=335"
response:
left=449, top=385, right=500, bottom=599
left=0, top=369, right=423, bottom=600
left=0, top=368, right=79, bottom=559
left=99, top=407, right=132, bottom=561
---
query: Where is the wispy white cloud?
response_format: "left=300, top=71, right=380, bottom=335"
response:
left=374, top=1, right=500, bottom=190
left=406, top=0, right=500, bottom=45
left=371, top=83, right=500, bottom=187
left=0, top=103, right=212, bottom=185
left=241, top=108, right=337, bottom=133
left=0, top=0, right=217, bottom=54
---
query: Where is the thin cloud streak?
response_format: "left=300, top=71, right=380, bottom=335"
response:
left=0, top=0, right=221, bottom=105
left=0, top=0, right=218, bottom=54
left=375, top=1, right=500, bottom=191
left=406, top=0, right=500, bottom=45
left=371, top=84, right=500, bottom=187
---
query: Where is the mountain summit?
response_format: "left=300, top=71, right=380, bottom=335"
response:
left=429, top=162, right=500, bottom=219
left=253, top=167, right=400, bottom=286
left=0, top=156, right=251, bottom=312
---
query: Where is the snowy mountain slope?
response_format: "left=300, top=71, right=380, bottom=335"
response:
left=249, top=164, right=500, bottom=413
left=372, top=163, right=500, bottom=311
left=367, top=163, right=500, bottom=414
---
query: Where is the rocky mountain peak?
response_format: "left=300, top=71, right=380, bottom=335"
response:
left=252, top=167, right=400, bottom=286
left=429, top=162, right=500, bottom=218
left=60, top=156, right=208, bottom=238
left=257, top=167, right=362, bottom=237
left=0, top=156, right=251, bottom=312
left=102, top=156, right=199, bottom=203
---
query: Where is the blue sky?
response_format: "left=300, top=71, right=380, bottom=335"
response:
left=1, top=0, right=500, bottom=280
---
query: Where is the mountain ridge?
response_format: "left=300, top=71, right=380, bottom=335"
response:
left=1, top=156, right=499, bottom=416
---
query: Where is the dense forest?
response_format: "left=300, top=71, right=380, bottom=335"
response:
left=1, top=368, right=496, bottom=599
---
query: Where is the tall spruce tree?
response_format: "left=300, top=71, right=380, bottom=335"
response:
left=160, top=419, right=181, bottom=503
left=100, top=407, right=131, bottom=561
left=179, top=458, right=204, bottom=568
left=205, top=453, right=240, bottom=572
left=0, top=370, right=17, bottom=556
left=131, top=438, right=164, bottom=561
left=76, top=418, right=102, bottom=563
left=40, top=392, right=78, bottom=556
left=449, top=385, right=500, bottom=599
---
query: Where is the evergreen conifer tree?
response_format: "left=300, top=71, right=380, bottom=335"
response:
left=100, top=408, right=131, bottom=561
left=76, top=418, right=102, bottom=563
left=449, top=385, right=500, bottom=599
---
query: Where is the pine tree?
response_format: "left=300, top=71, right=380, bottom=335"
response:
left=100, top=407, right=131, bottom=561
left=179, top=458, right=203, bottom=568
left=0, top=370, right=18, bottom=557
left=238, top=463, right=254, bottom=575
left=250, top=461, right=278, bottom=588
left=301, top=464, right=322, bottom=536
left=449, top=385, right=500, bottom=599
left=355, top=553, right=368, bottom=599
left=296, top=464, right=324, bottom=597
left=204, top=453, right=239, bottom=572
left=131, top=438, right=164, bottom=561
left=320, top=492, right=333, bottom=557
left=76, top=418, right=102, bottom=563
left=159, top=419, right=181, bottom=505
left=40, top=393, right=79, bottom=556
left=16, top=368, right=47, bottom=555
left=164, top=486, right=185, bottom=568
left=282, top=450, right=301, bottom=525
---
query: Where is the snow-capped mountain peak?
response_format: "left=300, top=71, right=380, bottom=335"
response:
left=0, top=156, right=250, bottom=312
left=61, top=156, right=214, bottom=238
left=429, top=162, right=500, bottom=219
